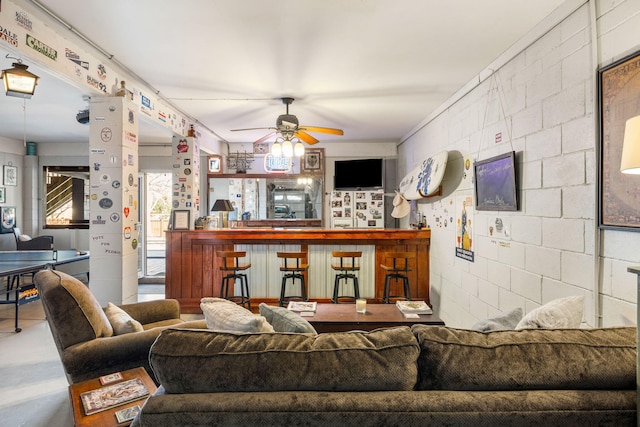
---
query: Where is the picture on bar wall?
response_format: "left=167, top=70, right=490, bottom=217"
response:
left=598, top=49, right=640, bottom=230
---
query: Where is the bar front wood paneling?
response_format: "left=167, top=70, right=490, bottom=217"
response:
left=166, top=228, right=431, bottom=313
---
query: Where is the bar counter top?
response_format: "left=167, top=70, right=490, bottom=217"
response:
left=165, top=228, right=431, bottom=313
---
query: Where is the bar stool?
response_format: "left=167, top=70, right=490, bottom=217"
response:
left=277, top=251, right=309, bottom=307
left=380, top=251, right=415, bottom=303
left=331, top=251, right=361, bottom=303
left=216, top=251, right=251, bottom=309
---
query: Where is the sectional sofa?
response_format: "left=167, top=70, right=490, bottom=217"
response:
left=131, top=324, right=636, bottom=426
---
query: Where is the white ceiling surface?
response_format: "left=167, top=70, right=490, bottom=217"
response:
left=0, top=0, right=568, bottom=148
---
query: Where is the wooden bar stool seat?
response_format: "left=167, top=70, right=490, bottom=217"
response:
left=331, top=251, right=361, bottom=303
left=277, top=251, right=309, bottom=307
left=216, top=251, right=251, bottom=309
left=380, top=251, right=415, bottom=303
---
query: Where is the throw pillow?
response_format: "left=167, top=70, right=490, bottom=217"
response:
left=259, top=303, right=317, bottom=334
left=470, top=307, right=522, bottom=332
left=18, top=234, right=32, bottom=241
left=515, top=295, right=584, bottom=330
left=104, top=302, right=144, bottom=335
left=200, top=297, right=274, bottom=333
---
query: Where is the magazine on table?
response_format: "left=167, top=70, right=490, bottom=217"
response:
left=287, top=301, right=317, bottom=313
left=396, top=300, right=433, bottom=314
left=80, top=378, right=149, bottom=416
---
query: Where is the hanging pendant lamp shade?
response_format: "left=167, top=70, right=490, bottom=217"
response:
left=2, top=62, right=40, bottom=98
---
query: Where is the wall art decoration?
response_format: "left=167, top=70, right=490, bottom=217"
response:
left=302, top=148, right=324, bottom=173
left=1, top=206, right=16, bottom=233
left=3, top=165, right=17, bottom=186
left=171, top=209, right=190, bottom=230
left=598, top=50, right=640, bottom=230
left=208, top=155, right=222, bottom=174
left=0, top=187, right=5, bottom=204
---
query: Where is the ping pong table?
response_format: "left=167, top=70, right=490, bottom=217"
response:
left=0, top=250, right=89, bottom=333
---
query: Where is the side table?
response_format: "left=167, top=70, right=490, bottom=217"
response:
left=68, top=367, right=157, bottom=427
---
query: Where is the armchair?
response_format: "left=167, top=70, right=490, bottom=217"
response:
left=13, top=227, right=54, bottom=250
left=34, top=269, right=207, bottom=384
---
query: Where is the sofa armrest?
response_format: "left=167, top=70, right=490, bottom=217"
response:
left=118, top=299, right=181, bottom=324
left=16, top=236, right=54, bottom=250
left=61, top=328, right=165, bottom=383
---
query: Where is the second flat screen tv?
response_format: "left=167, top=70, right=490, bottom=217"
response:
left=334, top=158, right=383, bottom=190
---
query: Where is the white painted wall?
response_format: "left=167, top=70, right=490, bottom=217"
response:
left=398, top=0, right=640, bottom=328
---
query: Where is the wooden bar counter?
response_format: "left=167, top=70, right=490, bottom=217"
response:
left=166, top=228, right=430, bottom=313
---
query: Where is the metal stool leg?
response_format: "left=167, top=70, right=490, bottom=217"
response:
left=279, top=275, right=288, bottom=306
left=353, top=275, right=360, bottom=299
left=403, top=275, right=411, bottom=300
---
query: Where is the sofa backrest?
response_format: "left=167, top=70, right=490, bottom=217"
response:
left=412, top=325, right=636, bottom=391
left=34, top=269, right=113, bottom=350
left=149, top=326, right=419, bottom=393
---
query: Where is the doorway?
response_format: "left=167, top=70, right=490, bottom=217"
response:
left=138, top=172, right=172, bottom=281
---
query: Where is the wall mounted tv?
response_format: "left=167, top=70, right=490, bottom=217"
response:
left=334, top=158, right=383, bottom=190
left=474, top=151, right=519, bottom=211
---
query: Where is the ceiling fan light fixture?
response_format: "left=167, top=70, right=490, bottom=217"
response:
left=282, top=139, right=293, bottom=157
left=272, top=140, right=283, bottom=157
left=294, top=140, right=305, bottom=157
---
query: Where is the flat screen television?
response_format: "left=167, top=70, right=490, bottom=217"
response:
left=334, top=158, right=383, bottom=190
left=474, top=151, right=518, bottom=211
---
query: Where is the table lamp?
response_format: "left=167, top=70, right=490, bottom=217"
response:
left=621, top=115, right=640, bottom=174
left=211, top=199, right=234, bottom=228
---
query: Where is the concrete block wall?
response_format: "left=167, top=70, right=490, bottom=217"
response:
left=398, top=0, right=640, bottom=328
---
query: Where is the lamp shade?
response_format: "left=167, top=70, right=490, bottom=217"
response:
left=620, top=115, right=640, bottom=174
left=211, top=199, right=234, bottom=212
left=2, top=62, right=39, bottom=98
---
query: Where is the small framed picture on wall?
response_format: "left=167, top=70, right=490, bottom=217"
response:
left=208, top=155, right=223, bottom=174
left=1, top=206, right=15, bottom=233
left=0, top=187, right=5, bottom=204
left=3, top=165, right=17, bottom=186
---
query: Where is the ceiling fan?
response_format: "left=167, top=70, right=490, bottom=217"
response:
left=230, top=97, right=344, bottom=145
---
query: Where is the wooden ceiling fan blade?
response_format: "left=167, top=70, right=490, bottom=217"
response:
left=300, top=126, right=344, bottom=136
left=296, top=131, right=319, bottom=145
left=254, top=131, right=276, bottom=144
left=231, top=127, right=275, bottom=132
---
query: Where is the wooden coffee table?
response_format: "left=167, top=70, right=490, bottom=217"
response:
left=307, top=303, right=445, bottom=333
left=68, top=367, right=157, bottom=427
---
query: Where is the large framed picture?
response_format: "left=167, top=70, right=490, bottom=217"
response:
left=598, top=50, right=640, bottom=230
left=473, top=151, right=518, bottom=211
left=171, top=209, right=191, bottom=230
left=1, top=206, right=16, bottom=233
left=3, top=165, right=17, bottom=186
left=302, top=148, right=323, bottom=174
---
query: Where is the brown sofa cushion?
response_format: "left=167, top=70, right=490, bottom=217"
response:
left=34, top=269, right=113, bottom=349
left=412, top=325, right=636, bottom=391
left=150, top=326, right=419, bottom=393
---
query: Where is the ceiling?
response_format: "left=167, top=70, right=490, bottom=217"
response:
left=0, top=0, right=568, bottom=148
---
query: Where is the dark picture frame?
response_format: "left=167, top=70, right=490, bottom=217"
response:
left=598, top=50, right=640, bottom=230
left=1, top=206, right=16, bottom=233
left=473, top=151, right=518, bottom=211
left=0, top=187, right=5, bottom=204
left=302, top=148, right=323, bottom=174
left=171, top=209, right=191, bottom=230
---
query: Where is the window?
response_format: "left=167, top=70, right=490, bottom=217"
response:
left=44, top=166, right=90, bottom=228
